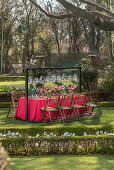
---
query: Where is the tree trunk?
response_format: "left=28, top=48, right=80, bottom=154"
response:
left=89, top=54, right=99, bottom=91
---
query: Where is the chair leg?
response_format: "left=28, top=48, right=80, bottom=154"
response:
left=48, top=111, right=52, bottom=123
left=7, top=102, right=12, bottom=118
left=60, top=110, right=64, bottom=122
left=40, top=110, right=45, bottom=123
left=98, top=106, right=102, bottom=116
left=73, top=108, right=78, bottom=120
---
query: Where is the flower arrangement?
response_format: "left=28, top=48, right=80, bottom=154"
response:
left=70, top=86, right=77, bottom=94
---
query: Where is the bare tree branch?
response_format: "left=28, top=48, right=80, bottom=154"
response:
left=89, top=11, right=114, bottom=21
left=29, top=0, right=74, bottom=19
left=29, top=0, right=114, bottom=31
left=80, top=0, right=114, bottom=18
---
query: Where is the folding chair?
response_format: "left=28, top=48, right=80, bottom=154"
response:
left=73, top=93, right=88, bottom=120
left=7, top=91, right=25, bottom=118
left=87, top=91, right=102, bottom=118
left=59, top=94, right=74, bottom=122
left=40, top=96, right=61, bottom=123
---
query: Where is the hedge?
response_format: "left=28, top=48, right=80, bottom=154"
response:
left=0, top=102, right=11, bottom=108
left=99, top=102, right=114, bottom=107
left=0, top=76, right=25, bottom=82
left=0, top=125, right=113, bottom=137
left=1, top=135, right=114, bottom=155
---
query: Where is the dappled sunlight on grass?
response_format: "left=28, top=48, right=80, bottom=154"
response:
left=0, top=81, right=25, bottom=88
left=11, top=155, right=114, bottom=170
left=0, top=108, right=114, bottom=127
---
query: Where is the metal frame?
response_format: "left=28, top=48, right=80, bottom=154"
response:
left=25, top=67, right=81, bottom=121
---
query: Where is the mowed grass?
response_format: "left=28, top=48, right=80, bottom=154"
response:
left=11, top=155, right=114, bottom=170
left=0, top=81, right=25, bottom=88
left=0, top=107, right=114, bottom=127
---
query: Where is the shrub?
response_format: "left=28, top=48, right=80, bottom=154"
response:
left=1, top=135, right=113, bottom=155
left=0, top=125, right=113, bottom=137
left=98, top=62, right=114, bottom=93
left=0, top=85, right=25, bottom=92
left=80, top=58, right=98, bottom=92
left=0, top=76, right=25, bottom=82
left=99, top=101, right=114, bottom=107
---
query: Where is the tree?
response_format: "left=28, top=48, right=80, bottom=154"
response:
left=0, top=0, right=17, bottom=73
left=29, top=0, right=114, bottom=31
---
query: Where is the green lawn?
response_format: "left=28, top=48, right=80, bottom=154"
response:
left=0, top=81, right=76, bottom=89
left=0, top=81, right=25, bottom=88
left=0, top=107, right=114, bottom=127
left=11, top=155, right=114, bottom=170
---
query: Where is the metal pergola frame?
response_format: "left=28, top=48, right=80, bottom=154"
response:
left=25, top=66, right=81, bottom=121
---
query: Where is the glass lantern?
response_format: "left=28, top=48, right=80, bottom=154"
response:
left=57, top=76, right=61, bottom=82
left=68, top=75, right=72, bottom=81
left=35, top=77, right=39, bottom=84
left=46, top=76, right=50, bottom=82
left=73, top=74, right=77, bottom=81
left=52, top=75, right=56, bottom=83
left=28, top=76, right=33, bottom=84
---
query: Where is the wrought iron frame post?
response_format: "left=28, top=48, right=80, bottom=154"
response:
left=25, top=67, right=81, bottom=121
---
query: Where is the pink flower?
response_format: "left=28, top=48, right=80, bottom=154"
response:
left=40, top=88, right=43, bottom=93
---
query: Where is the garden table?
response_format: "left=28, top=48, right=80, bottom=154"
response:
left=14, top=96, right=91, bottom=122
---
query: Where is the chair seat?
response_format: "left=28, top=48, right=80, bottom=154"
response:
left=40, top=107, right=59, bottom=112
left=87, top=103, right=98, bottom=107
left=61, top=106, right=72, bottom=110
left=73, top=104, right=86, bottom=108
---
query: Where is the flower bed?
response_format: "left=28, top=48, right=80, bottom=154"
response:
left=1, top=136, right=114, bottom=155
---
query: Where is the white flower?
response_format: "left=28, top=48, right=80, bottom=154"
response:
left=69, top=133, right=72, bottom=136
left=0, top=133, right=3, bottom=137
left=96, top=131, right=99, bottom=135
left=11, top=132, right=15, bottom=136
left=72, top=133, right=75, bottom=136
left=100, top=131, right=103, bottom=134
left=36, top=134, right=40, bottom=137
left=84, top=132, right=87, bottom=136
left=63, top=132, right=68, bottom=136
left=67, top=134, right=71, bottom=136
left=15, top=132, right=19, bottom=136
left=3, top=134, right=6, bottom=138
left=104, top=132, right=107, bottom=135
left=50, top=133, right=53, bottom=136
left=53, top=134, right=56, bottom=136
left=8, top=131, right=11, bottom=134
left=44, top=132, right=47, bottom=136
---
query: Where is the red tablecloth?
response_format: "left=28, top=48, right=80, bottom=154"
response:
left=14, top=97, right=91, bottom=122
left=14, top=98, right=48, bottom=122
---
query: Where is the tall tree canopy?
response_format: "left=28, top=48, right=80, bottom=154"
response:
left=29, top=0, right=114, bottom=31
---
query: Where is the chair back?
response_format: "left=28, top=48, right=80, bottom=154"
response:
left=48, top=95, right=60, bottom=108
left=11, top=91, right=25, bottom=101
left=11, top=91, right=25, bottom=111
left=74, top=93, right=87, bottom=105
left=87, top=91, right=99, bottom=104
left=60, top=95, right=74, bottom=107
